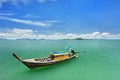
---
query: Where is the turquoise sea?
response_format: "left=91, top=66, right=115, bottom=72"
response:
left=0, top=40, right=120, bottom=80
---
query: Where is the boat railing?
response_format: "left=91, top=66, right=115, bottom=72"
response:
left=34, top=58, right=52, bottom=62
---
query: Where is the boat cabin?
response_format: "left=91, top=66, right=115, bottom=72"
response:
left=49, top=52, right=69, bottom=61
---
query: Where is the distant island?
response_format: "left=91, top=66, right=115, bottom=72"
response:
left=0, top=37, right=90, bottom=40
left=73, top=38, right=83, bottom=40
left=63, top=38, right=83, bottom=40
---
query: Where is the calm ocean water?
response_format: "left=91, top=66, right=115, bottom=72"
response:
left=0, top=40, right=120, bottom=80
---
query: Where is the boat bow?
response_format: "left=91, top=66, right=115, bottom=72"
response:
left=12, top=53, right=22, bottom=61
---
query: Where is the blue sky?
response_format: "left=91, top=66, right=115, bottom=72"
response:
left=0, top=0, right=120, bottom=39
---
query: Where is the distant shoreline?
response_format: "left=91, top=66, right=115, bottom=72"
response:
left=0, top=38, right=120, bottom=40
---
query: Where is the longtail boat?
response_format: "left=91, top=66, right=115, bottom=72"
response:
left=12, top=52, right=77, bottom=69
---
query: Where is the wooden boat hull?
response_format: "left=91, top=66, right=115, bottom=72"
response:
left=13, top=53, right=77, bottom=69
left=22, top=56, right=76, bottom=69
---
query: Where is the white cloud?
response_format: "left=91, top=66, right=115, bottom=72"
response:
left=92, top=31, right=100, bottom=36
left=0, top=0, right=58, bottom=8
left=0, top=13, right=13, bottom=16
left=23, top=14, right=40, bottom=18
left=0, top=16, right=53, bottom=27
left=38, top=0, right=57, bottom=3
left=44, top=20, right=61, bottom=23
left=0, top=0, right=30, bottom=8
left=11, top=28, right=33, bottom=34
left=0, top=28, right=36, bottom=40
left=38, top=0, right=47, bottom=3
left=0, top=28, right=120, bottom=40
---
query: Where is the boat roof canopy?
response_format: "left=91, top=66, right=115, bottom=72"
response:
left=51, top=52, right=69, bottom=56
